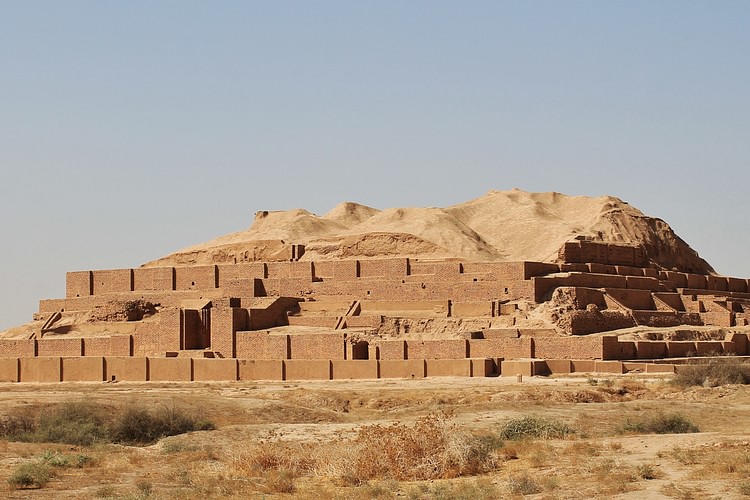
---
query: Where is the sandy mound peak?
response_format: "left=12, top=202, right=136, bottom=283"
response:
left=322, top=202, right=380, bottom=227
left=145, top=189, right=713, bottom=273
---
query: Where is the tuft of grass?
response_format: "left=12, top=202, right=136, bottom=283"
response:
left=619, top=412, right=699, bottom=435
left=8, top=461, right=53, bottom=489
left=499, top=415, right=576, bottom=440
left=673, top=358, right=750, bottom=387
left=738, top=479, right=750, bottom=496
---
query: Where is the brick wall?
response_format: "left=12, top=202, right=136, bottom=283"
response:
left=289, top=333, right=345, bottom=359
left=37, top=338, right=82, bottom=357
left=467, top=338, right=532, bottom=359
left=66, top=271, right=92, bottom=298
left=0, top=339, right=36, bottom=357
left=133, top=267, right=174, bottom=291
left=405, top=339, right=468, bottom=359
left=92, top=269, right=133, bottom=295
left=175, top=265, right=217, bottom=291
left=235, top=332, right=289, bottom=359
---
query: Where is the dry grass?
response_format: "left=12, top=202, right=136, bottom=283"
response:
left=0, top=376, right=746, bottom=497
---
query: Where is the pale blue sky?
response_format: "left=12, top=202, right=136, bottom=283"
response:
left=1, top=1, right=749, bottom=330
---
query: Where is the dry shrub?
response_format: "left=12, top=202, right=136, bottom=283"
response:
left=344, top=413, right=500, bottom=482
left=500, top=414, right=576, bottom=440
left=674, top=358, right=750, bottom=387
left=619, top=412, right=699, bottom=435
left=507, top=472, right=541, bottom=495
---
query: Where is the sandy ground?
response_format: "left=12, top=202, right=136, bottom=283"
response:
left=0, top=374, right=748, bottom=498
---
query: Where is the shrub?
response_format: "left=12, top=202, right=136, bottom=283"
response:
left=673, top=359, right=750, bottom=387
left=14, top=401, right=108, bottom=446
left=346, top=413, right=500, bottom=481
left=508, top=472, right=541, bottom=495
left=499, top=415, right=576, bottom=440
left=0, top=400, right=216, bottom=446
left=619, top=412, right=699, bottom=434
left=110, top=403, right=215, bottom=445
left=8, top=462, right=53, bottom=489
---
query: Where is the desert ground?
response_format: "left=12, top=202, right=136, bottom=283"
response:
left=0, top=371, right=749, bottom=499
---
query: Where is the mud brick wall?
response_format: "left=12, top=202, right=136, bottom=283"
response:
left=332, top=260, right=358, bottom=279
left=132, top=322, right=164, bottom=357
left=211, top=306, right=247, bottom=358
left=600, top=336, right=626, bottom=360
left=288, top=333, right=345, bottom=360
left=615, top=266, right=645, bottom=277
left=533, top=337, right=605, bottom=360
left=727, top=278, right=748, bottom=293
left=706, top=275, right=729, bottom=292
left=92, top=269, right=133, bottom=295
left=452, top=301, right=494, bottom=317
left=605, top=289, right=654, bottom=310
left=286, top=316, right=338, bottom=328
left=405, top=340, right=468, bottom=359
left=701, top=311, right=734, bottom=327
left=376, top=340, right=406, bottom=360
left=0, top=339, right=36, bottom=357
left=83, top=336, right=132, bottom=357
left=175, top=265, right=217, bottom=291
left=66, top=271, right=92, bottom=298
left=635, top=341, right=668, bottom=359
left=344, top=316, right=382, bottom=328
left=686, top=274, right=708, bottom=289
left=158, top=308, right=183, bottom=352
left=312, top=261, right=335, bottom=279
left=410, top=261, right=437, bottom=276
left=37, top=338, right=82, bottom=357
left=133, top=267, right=174, bottom=292
left=522, top=262, right=560, bottom=279
left=217, top=263, right=266, bottom=286
left=358, top=258, right=408, bottom=278
left=247, top=298, right=298, bottom=330
left=467, top=338, right=533, bottom=359
left=434, top=261, right=462, bottom=279
left=235, top=332, right=290, bottom=359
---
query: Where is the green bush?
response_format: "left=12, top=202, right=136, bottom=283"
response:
left=14, top=401, right=108, bottom=446
left=8, top=462, right=53, bottom=489
left=0, top=400, right=216, bottom=446
left=673, top=359, right=750, bottom=387
left=499, top=415, right=576, bottom=440
left=619, top=412, right=699, bottom=434
left=110, top=403, right=216, bottom=445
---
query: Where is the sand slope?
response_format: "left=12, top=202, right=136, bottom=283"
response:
left=144, top=189, right=713, bottom=273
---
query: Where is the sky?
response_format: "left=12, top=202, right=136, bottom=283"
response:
left=1, top=1, right=749, bottom=330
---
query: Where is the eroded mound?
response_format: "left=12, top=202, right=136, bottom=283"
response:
left=144, top=188, right=712, bottom=273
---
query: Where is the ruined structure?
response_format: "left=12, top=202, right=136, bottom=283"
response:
left=2, top=190, right=749, bottom=382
